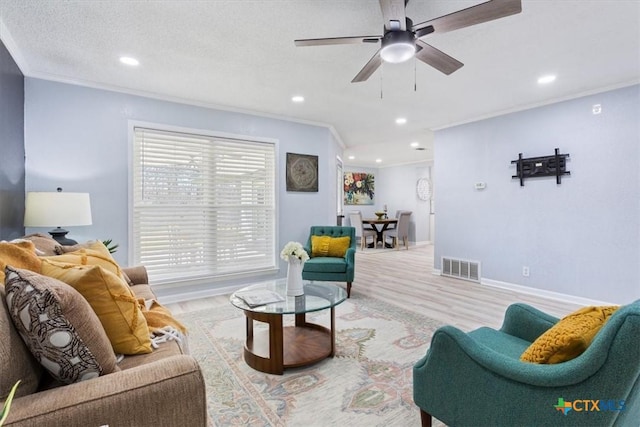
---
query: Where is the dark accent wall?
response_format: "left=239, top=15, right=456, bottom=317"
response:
left=0, top=38, right=25, bottom=239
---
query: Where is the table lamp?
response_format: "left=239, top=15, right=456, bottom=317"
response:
left=24, top=189, right=92, bottom=245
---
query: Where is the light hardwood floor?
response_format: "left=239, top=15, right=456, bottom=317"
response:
left=167, top=243, right=582, bottom=328
left=351, top=243, right=582, bottom=330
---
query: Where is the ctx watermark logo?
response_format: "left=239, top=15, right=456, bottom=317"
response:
left=554, top=398, right=626, bottom=415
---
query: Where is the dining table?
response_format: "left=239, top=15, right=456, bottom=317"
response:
left=362, top=218, right=398, bottom=248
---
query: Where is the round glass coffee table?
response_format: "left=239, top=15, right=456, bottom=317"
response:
left=230, top=281, right=347, bottom=375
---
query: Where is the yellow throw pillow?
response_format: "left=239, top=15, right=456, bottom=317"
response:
left=57, top=239, right=108, bottom=254
left=520, top=305, right=619, bottom=364
left=42, top=241, right=129, bottom=283
left=311, top=235, right=351, bottom=258
left=0, top=241, right=42, bottom=283
left=40, top=260, right=152, bottom=355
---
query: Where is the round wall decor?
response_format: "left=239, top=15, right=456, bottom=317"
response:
left=416, top=178, right=431, bottom=201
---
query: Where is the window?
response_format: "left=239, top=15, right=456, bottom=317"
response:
left=132, top=127, right=276, bottom=283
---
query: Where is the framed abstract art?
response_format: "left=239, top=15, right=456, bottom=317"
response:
left=344, top=172, right=374, bottom=205
left=286, top=153, right=318, bottom=192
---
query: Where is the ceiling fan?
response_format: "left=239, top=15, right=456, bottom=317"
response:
left=294, top=0, right=522, bottom=83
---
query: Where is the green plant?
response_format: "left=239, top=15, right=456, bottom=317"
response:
left=0, top=380, right=20, bottom=426
left=101, top=239, right=119, bottom=253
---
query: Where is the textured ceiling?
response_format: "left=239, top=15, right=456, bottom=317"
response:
left=1, top=0, right=639, bottom=167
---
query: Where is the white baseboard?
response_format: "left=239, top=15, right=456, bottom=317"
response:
left=157, top=283, right=250, bottom=305
left=480, top=278, right=614, bottom=306
left=152, top=269, right=280, bottom=304
left=431, top=270, right=612, bottom=305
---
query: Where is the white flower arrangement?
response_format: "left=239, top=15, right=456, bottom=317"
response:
left=280, top=241, right=309, bottom=262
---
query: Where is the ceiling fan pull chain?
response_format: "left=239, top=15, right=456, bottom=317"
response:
left=414, top=57, right=417, bottom=92
left=380, top=63, right=384, bottom=99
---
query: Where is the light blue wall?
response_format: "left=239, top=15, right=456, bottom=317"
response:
left=343, top=162, right=432, bottom=243
left=434, top=85, right=640, bottom=304
left=376, top=162, right=432, bottom=243
left=24, top=78, right=341, bottom=285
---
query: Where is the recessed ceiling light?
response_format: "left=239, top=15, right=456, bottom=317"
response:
left=291, top=95, right=305, bottom=103
left=395, top=117, right=407, bottom=125
left=119, top=56, right=139, bottom=66
left=410, top=142, right=419, bottom=148
left=348, top=155, right=355, bottom=160
left=537, top=74, right=556, bottom=85
left=375, top=159, right=382, bottom=163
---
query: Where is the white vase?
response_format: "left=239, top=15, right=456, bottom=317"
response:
left=286, top=256, right=304, bottom=296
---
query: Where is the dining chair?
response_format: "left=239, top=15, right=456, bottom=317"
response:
left=384, top=210, right=402, bottom=230
left=349, top=211, right=377, bottom=250
left=384, top=210, right=411, bottom=250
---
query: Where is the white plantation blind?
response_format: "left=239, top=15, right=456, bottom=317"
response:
left=132, top=127, right=276, bottom=283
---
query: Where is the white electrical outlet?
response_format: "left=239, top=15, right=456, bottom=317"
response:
left=522, top=266, right=530, bottom=277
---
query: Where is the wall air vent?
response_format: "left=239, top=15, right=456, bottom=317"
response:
left=441, top=257, right=481, bottom=283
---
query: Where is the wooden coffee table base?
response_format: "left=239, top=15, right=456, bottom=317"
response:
left=243, top=309, right=336, bottom=375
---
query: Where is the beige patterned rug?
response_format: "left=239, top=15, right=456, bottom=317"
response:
left=177, top=294, right=442, bottom=426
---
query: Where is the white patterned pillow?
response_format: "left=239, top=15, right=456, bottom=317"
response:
left=4, top=267, right=120, bottom=384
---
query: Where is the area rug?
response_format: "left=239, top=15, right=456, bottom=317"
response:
left=176, top=295, right=443, bottom=427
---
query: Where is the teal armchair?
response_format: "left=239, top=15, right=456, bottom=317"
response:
left=302, top=226, right=356, bottom=298
left=413, top=300, right=640, bottom=426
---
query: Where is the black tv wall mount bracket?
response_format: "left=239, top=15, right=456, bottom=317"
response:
left=511, top=148, right=570, bottom=186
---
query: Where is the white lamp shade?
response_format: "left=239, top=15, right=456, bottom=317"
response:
left=24, top=192, right=93, bottom=227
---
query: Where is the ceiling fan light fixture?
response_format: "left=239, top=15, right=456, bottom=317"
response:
left=380, top=31, right=415, bottom=64
left=381, top=43, right=415, bottom=63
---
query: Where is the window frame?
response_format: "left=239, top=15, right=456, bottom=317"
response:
left=128, top=121, right=279, bottom=286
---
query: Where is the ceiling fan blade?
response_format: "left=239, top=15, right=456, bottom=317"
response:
left=415, top=40, right=463, bottom=75
left=352, top=49, right=383, bottom=83
left=413, top=0, right=521, bottom=34
left=415, top=25, right=435, bottom=38
left=295, top=36, right=381, bottom=47
left=379, top=0, right=407, bottom=31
